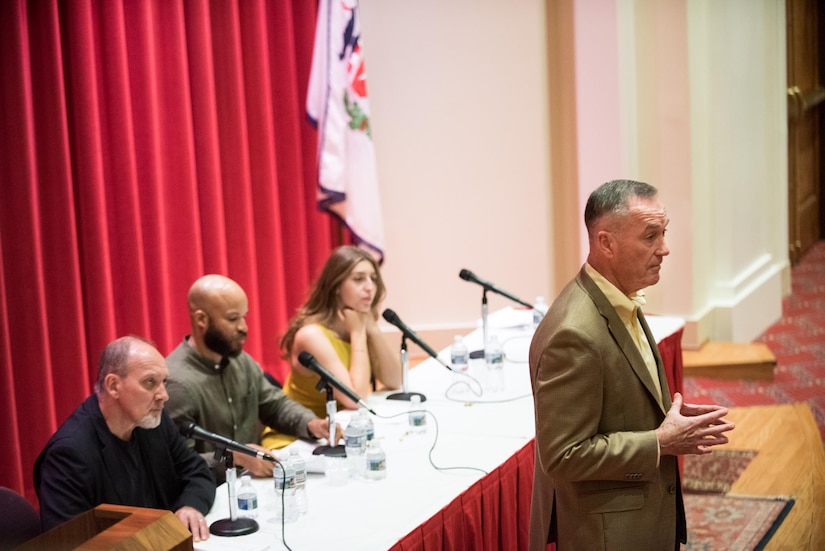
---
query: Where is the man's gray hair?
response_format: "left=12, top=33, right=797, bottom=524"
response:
left=94, top=335, right=154, bottom=394
left=584, top=179, right=658, bottom=235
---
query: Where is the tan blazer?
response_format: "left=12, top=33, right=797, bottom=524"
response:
left=528, top=267, right=686, bottom=551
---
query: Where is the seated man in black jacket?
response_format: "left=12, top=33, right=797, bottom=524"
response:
left=34, top=336, right=215, bottom=542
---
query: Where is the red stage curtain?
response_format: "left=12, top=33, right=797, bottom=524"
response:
left=0, top=0, right=339, bottom=506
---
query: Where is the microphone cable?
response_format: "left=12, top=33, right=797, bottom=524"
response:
left=370, top=409, right=489, bottom=476
left=273, top=456, right=294, bottom=551
left=445, top=389, right=533, bottom=405
left=500, top=334, right=532, bottom=364
left=444, top=368, right=484, bottom=399
left=442, top=334, right=533, bottom=404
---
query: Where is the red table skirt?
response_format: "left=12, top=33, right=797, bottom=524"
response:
left=660, top=326, right=684, bottom=397
left=390, top=439, right=537, bottom=551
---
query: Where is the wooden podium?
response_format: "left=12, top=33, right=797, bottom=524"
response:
left=18, top=504, right=192, bottom=550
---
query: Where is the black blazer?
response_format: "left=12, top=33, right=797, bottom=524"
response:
left=34, top=394, right=215, bottom=531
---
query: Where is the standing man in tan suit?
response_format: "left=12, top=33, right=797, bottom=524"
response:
left=529, top=179, right=735, bottom=550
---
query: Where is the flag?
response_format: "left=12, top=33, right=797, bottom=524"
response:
left=307, top=0, right=384, bottom=261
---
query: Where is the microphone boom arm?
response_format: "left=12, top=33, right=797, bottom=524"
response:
left=299, top=351, right=376, bottom=414
left=458, top=269, right=535, bottom=310
left=382, top=308, right=452, bottom=371
left=180, top=421, right=278, bottom=464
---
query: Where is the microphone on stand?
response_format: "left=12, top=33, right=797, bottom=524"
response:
left=179, top=422, right=278, bottom=463
left=382, top=309, right=452, bottom=371
left=458, top=269, right=535, bottom=309
left=298, top=351, right=355, bottom=457
left=459, top=269, right=534, bottom=359
left=179, top=421, right=275, bottom=537
left=382, top=308, right=440, bottom=402
left=298, top=352, right=375, bottom=414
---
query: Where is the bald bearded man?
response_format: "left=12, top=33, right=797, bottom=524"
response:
left=166, top=275, right=337, bottom=482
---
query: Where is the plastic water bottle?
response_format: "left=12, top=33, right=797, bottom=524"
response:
left=287, top=448, right=308, bottom=516
left=345, top=415, right=367, bottom=478
left=236, top=475, right=258, bottom=519
left=485, top=335, right=504, bottom=392
left=533, top=296, right=548, bottom=330
left=408, top=394, right=427, bottom=433
left=358, top=407, right=375, bottom=441
left=450, top=335, right=469, bottom=373
left=273, top=461, right=297, bottom=523
left=365, top=440, right=387, bottom=480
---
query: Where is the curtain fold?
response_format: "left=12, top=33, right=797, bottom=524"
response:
left=0, top=0, right=333, bottom=506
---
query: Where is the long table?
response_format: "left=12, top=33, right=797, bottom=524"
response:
left=196, top=309, right=684, bottom=550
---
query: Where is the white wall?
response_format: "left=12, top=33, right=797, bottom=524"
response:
left=360, top=0, right=789, bottom=354
left=360, top=0, right=552, bottom=352
left=683, top=0, right=788, bottom=345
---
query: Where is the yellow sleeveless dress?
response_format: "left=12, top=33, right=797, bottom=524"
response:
left=260, top=326, right=351, bottom=449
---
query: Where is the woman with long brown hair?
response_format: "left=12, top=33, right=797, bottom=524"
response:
left=262, top=246, right=401, bottom=449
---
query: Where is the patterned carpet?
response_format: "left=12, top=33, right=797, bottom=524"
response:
left=682, top=449, right=758, bottom=494
left=683, top=493, right=795, bottom=551
left=683, top=240, right=825, bottom=442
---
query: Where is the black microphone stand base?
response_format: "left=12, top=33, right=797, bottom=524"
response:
left=313, top=444, right=347, bottom=457
left=210, top=517, right=259, bottom=537
left=386, top=391, right=427, bottom=402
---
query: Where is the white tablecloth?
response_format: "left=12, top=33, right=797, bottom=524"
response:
left=196, top=308, right=684, bottom=550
